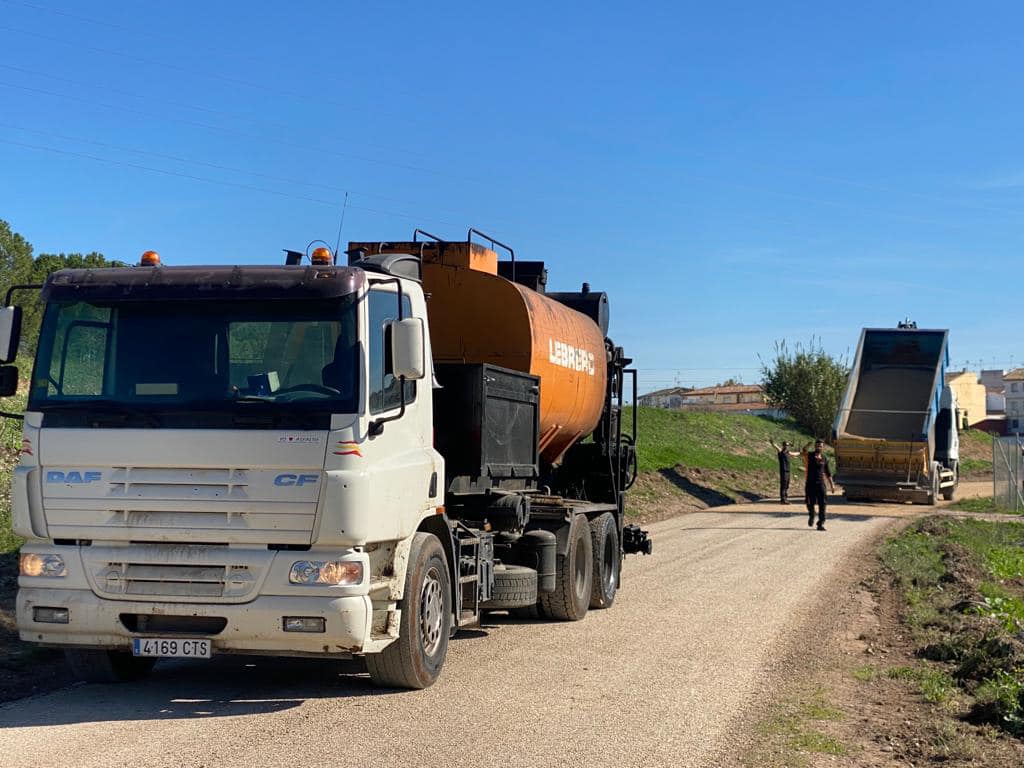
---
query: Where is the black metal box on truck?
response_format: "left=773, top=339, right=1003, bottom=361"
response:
left=433, top=363, right=540, bottom=494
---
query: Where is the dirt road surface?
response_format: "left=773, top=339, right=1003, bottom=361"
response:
left=0, top=485, right=991, bottom=768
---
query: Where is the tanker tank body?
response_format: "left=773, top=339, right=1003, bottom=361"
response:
left=347, top=232, right=644, bottom=546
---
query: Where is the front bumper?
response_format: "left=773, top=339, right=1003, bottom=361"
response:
left=17, top=587, right=372, bottom=656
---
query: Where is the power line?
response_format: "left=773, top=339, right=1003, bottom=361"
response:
left=0, top=121, right=508, bottom=224
left=0, top=136, right=465, bottom=229
left=0, top=63, right=427, bottom=159
left=0, top=0, right=279, bottom=69
left=0, top=79, right=481, bottom=184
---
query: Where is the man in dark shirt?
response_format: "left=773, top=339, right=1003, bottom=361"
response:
left=801, top=439, right=835, bottom=531
left=769, top=438, right=800, bottom=504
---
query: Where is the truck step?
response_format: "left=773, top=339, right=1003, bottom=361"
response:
left=458, top=610, right=479, bottom=628
left=459, top=575, right=479, bottom=584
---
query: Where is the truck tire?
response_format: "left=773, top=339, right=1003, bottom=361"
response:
left=366, top=532, right=451, bottom=690
left=64, top=648, right=156, bottom=683
left=481, top=564, right=538, bottom=610
left=589, top=513, right=619, bottom=610
left=539, top=514, right=592, bottom=621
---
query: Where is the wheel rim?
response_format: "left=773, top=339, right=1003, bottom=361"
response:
left=602, top=533, right=617, bottom=594
left=419, top=566, right=445, bottom=657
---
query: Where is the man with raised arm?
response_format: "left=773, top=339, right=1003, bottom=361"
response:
left=769, top=437, right=800, bottom=504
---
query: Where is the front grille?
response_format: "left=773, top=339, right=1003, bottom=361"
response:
left=97, top=562, right=255, bottom=598
left=107, top=467, right=249, bottom=501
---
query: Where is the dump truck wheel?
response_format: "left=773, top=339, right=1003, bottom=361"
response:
left=481, top=564, right=538, bottom=610
left=589, top=513, right=620, bottom=610
left=367, top=533, right=451, bottom=690
left=539, top=514, right=593, bottom=621
left=64, top=649, right=156, bottom=683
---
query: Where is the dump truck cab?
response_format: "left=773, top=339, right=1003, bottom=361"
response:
left=6, top=233, right=648, bottom=689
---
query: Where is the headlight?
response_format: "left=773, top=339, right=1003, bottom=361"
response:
left=20, top=553, right=67, bottom=578
left=289, top=560, right=363, bottom=586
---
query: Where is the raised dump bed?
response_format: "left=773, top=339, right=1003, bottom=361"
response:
left=833, top=325, right=959, bottom=505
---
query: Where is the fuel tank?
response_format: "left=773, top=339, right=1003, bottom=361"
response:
left=349, top=241, right=607, bottom=464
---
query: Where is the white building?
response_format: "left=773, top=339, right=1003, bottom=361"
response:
left=1005, top=369, right=1024, bottom=434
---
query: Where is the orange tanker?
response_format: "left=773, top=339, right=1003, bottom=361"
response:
left=347, top=240, right=608, bottom=464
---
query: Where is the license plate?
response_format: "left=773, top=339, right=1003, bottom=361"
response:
left=132, top=637, right=211, bottom=659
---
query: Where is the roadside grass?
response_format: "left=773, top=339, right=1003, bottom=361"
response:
left=959, top=430, right=994, bottom=476
left=960, top=457, right=993, bottom=474
left=852, top=665, right=878, bottom=682
left=752, top=687, right=849, bottom=767
left=951, top=496, right=1020, bottom=516
left=962, top=428, right=994, bottom=448
left=628, top=406, right=813, bottom=474
left=881, top=517, right=1024, bottom=737
left=886, top=665, right=958, bottom=705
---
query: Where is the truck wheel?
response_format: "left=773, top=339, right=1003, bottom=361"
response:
left=366, top=532, right=451, bottom=690
left=64, top=649, right=156, bottom=683
left=539, top=514, right=592, bottom=621
left=589, top=513, right=619, bottom=610
left=481, top=564, right=538, bottom=610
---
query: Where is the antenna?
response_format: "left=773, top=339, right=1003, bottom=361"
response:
left=333, top=191, right=350, bottom=259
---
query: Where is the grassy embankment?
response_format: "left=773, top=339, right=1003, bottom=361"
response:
left=627, top=408, right=996, bottom=518
left=626, top=407, right=814, bottom=516
left=877, top=517, right=1024, bottom=737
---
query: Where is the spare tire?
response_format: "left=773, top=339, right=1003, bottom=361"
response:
left=481, top=564, right=538, bottom=610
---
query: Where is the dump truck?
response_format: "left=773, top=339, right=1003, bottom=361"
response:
left=3, top=229, right=649, bottom=689
left=832, top=322, right=959, bottom=505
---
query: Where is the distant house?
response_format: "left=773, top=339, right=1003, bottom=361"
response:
left=947, top=370, right=988, bottom=428
left=638, top=386, right=692, bottom=409
left=981, top=369, right=1006, bottom=415
left=639, top=383, right=785, bottom=417
left=1005, top=369, right=1024, bottom=435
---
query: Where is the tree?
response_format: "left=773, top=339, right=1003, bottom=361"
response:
left=760, top=338, right=849, bottom=439
left=0, top=218, right=125, bottom=360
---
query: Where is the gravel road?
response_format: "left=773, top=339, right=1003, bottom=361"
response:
left=0, top=492, right=985, bottom=768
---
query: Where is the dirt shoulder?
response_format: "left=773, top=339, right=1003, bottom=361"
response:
left=737, top=514, right=1024, bottom=767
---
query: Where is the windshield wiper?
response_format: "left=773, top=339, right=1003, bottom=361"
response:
left=232, top=393, right=275, bottom=403
left=39, top=400, right=163, bottom=427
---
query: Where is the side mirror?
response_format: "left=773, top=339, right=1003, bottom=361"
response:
left=0, top=365, right=18, bottom=397
left=0, top=306, right=22, bottom=364
left=389, top=317, right=426, bottom=380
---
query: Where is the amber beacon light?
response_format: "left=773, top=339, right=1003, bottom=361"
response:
left=139, top=250, right=161, bottom=266
left=310, top=247, right=333, bottom=265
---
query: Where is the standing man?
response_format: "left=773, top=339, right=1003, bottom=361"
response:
left=769, top=438, right=800, bottom=504
left=802, top=439, right=836, bottom=531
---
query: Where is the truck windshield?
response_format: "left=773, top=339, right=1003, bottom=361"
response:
left=29, top=296, right=359, bottom=427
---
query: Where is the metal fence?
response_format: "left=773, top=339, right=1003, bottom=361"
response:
left=993, top=435, right=1024, bottom=513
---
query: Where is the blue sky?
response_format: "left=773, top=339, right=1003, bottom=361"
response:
left=1, top=0, right=1020, bottom=391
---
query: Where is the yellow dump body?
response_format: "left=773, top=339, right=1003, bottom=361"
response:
left=835, top=436, right=929, bottom=481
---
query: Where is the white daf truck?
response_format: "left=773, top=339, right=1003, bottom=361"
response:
left=7, top=233, right=649, bottom=689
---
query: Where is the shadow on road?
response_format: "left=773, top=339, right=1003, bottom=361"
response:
left=657, top=467, right=734, bottom=507
left=0, top=655, right=404, bottom=729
